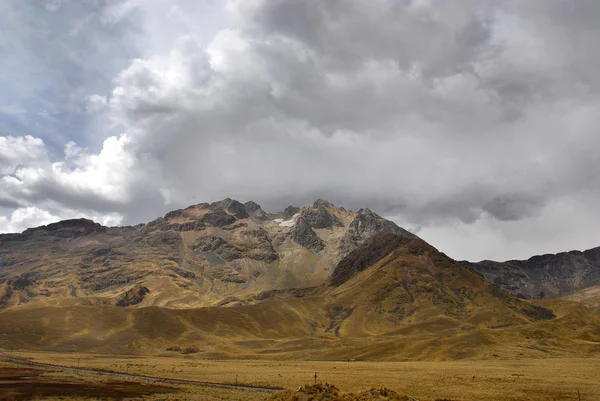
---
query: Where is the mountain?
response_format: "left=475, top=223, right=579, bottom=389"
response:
left=3, top=231, right=598, bottom=360
left=1, top=199, right=599, bottom=360
left=462, top=247, right=600, bottom=306
left=0, top=198, right=414, bottom=310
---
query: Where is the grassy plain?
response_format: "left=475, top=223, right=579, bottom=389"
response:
left=8, top=351, right=600, bottom=400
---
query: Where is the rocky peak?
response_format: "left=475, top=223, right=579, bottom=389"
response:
left=164, top=209, right=184, bottom=219
left=350, top=209, right=412, bottom=239
left=226, top=199, right=250, bottom=219
left=201, top=209, right=236, bottom=227
left=209, top=198, right=233, bottom=210
left=339, top=209, right=414, bottom=258
left=282, top=206, right=300, bottom=219
left=185, top=202, right=210, bottom=210
left=331, top=233, right=413, bottom=287
left=312, top=199, right=335, bottom=209
left=290, top=217, right=325, bottom=252
left=300, top=206, right=343, bottom=229
left=244, top=201, right=268, bottom=220
left=22, top=219, right=106, bottom=238
left=243, top=201, right=262, bottom=213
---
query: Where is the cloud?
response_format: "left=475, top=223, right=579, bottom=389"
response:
left=2, top=0, right=600, bottom=261
left=0, top=136, right=47, bottom=175
left=0, top=206, right=122, bottom=234
left=0, top=0, right=139, bottom=150
left=417, top=189, right=600, bottom=261
left=0, top=133, right=159, bottom=227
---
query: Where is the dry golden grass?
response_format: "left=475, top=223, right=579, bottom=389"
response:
left=3, top=256, right=598, bottom=361
left=11, top=351, right=600, bottom=400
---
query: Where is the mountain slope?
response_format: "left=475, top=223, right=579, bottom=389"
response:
left=1, top=233, right=598, bottom=360
left=564, top=284, right=600, bottom=313
left=0, top=199, right=413, bottom=309
left=321, top=233, right=556, bottom=339
left=462, top=247, right=600, bottom=302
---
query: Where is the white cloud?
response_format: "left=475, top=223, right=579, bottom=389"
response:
left=0, top=206, right=122, bottom=234
left=0, top=207, right=57, bottom=234
left=3, top=0, right=600, bottom=260
left=1, top=134, right=137, bottom=206
left=0, top=134, right=139, bottom=231
left=85, top=94, right=108, bottom=113
left=0, top=136, right=47, bottom=175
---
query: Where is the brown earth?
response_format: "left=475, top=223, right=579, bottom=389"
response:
left=0, top=366, right=177, bottom=400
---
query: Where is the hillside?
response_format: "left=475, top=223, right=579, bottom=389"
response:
left=1, top=232, right=598, bottom=360
left=0, top=199, right=413, bottom=309
left=462, top=247, right=600, bottom=305
left=564, top=284, right=600, bottom=314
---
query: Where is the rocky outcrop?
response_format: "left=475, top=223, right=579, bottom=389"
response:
left=290, top=218, right=325, bottom=252
left=0, top=273, right=39, bottom=308
left=22, top=219, right=106, bottom=238
left=338, top=208, right=414, bottom=257
left=209, top=267, right=248, bottom=283
left=301, top=207, right=343, bottom=229
left=463, top=246, right=600, bottom=299
left=210, top=198, right=233, bottom=209
left=0, top=286, right=14, bottom=308
left=7, top=274, right=36, bottom=290
left=200, top=210, right=236, bottom=227
left=226, top=200, right=250, bottom=219
left=331, top=233, right=411, bottom=287
left=244, top=201, right=262, bottom=213
left=312, top=199, right=335, bottom=209
left=241, top=229, right=279, bottom=261
left=244, top=201, right=268, bottom=220
left=283, top=206, right=300, bottom=219
left=165, top=221, right=199, bottom=231
left=170, top=266, right=196, bottom=279
left=115, top=285, right=150, bottom=307
left=148, top=230, right=182, bottom=247
left=0, top=233, right=28, bottom=244
left=164, top=209, right=184, bottom=219
left=193, top=236, right=228, bottom=253
left=192, top=231, right=278, bottom=262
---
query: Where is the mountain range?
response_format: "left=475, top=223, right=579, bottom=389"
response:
left=0, top=198, right=599, bottom=360
left=463, top=248, right=600, bottom=313
left=0, top=198, right=413, bottom=309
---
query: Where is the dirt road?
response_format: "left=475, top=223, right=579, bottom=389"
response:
left=4, top=354, right=283, bottom=393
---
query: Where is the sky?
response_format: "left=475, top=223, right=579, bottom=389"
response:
left=1, top=0, right=600, bottom=262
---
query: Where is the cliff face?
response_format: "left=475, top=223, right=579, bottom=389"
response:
left=463, top=247, right=600, bottom=300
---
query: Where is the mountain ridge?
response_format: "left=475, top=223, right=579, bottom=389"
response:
left=462, top=246, right=600, bottom=309
left=2, top=198, right=599, bottom=360
left=0, top=198, right=415, bottom=310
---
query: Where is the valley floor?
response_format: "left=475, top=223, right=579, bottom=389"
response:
left=4, top=351, right=600, bottom=400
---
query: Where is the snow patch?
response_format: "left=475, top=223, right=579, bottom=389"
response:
left=279, top=213, right=300, bottom=227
